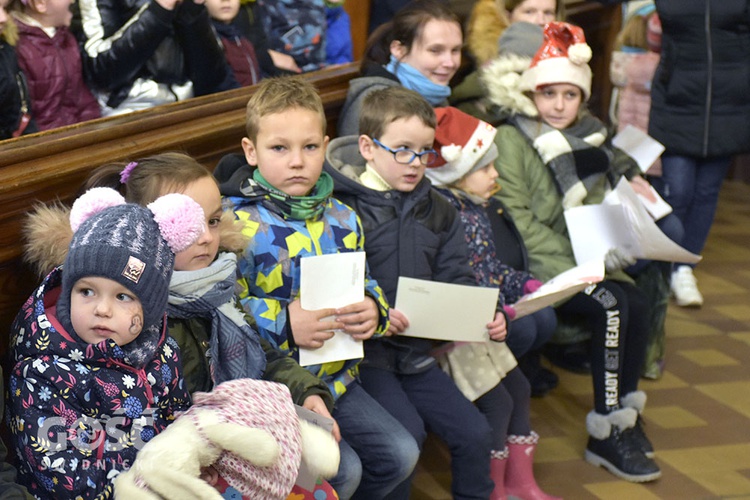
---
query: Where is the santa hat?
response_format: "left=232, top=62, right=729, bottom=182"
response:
left=426, top=107, right=498, bottom=187
left=520, top=21, right=593, bottom=100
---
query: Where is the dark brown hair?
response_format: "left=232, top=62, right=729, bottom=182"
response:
left=361, top=0, right=461, bottom=71
left=359, top=86, right=437, bottom=139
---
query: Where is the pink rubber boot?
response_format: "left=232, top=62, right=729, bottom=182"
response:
left=490, top=448, right=509, bottom=500
left=505, top=432, right=562, bottom=500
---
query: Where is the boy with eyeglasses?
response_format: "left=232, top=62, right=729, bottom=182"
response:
left=324, top=86, right=508, bottom=499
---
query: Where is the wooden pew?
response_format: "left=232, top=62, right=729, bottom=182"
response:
left=0, top=63, right=360, bottom=363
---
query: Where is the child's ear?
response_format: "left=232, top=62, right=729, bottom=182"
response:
left=28, top=0, right=46, bottom=13
left=359, top=135, right=375, bottom=162
left=390, top=40, right=407, bottom=60
left=241, top=137, right=258, bottom=166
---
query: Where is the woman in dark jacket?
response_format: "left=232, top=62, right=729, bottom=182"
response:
left=648, top=0, right=750, bottom=308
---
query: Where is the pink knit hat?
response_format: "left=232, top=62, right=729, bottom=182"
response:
left=520, top=21, right=593, bottom=100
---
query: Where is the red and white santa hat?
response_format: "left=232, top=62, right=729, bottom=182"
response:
left=520, top=21, right=593, bottom=100
left=426, top=107, right=498, bottom=187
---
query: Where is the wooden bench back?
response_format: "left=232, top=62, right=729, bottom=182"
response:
left=0, top=64, right=359, bottom=363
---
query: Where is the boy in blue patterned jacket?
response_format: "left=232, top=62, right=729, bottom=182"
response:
left=8, top=188, right=205, bottom=499
left=214, top=75, right=419, bottom=500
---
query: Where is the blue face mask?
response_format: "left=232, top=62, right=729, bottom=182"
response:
left=385, top=55, right=452, bottom=106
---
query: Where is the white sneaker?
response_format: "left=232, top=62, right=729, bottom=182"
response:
left=670, top=265, right=703, bottom=307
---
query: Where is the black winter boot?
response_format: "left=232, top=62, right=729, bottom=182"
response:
left=585, top=409, right=661, bottom=482
left=621, top=391, right=655, bottom=457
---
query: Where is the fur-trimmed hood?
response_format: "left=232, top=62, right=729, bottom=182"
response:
left=23, top=202, right=246, bottom=278
left=480, top=53, right=538, bottom=118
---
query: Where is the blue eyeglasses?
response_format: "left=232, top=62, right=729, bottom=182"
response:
left=372, top=138, right=438, bottom=166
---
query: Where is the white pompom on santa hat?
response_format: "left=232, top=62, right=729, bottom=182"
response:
left=520, top=21, right=593, bottom=100
left=426, top=107, right=499, bottom=187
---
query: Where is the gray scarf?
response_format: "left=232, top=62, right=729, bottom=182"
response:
left=167, top=252, right=266, bottom=384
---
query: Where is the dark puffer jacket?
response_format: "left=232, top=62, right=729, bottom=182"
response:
left=649, top=0, right=750, bottom=158
left=324, top=136, right=477, bottom=373
left=0, top=40, right=37, bottom=140
left=14, top=19, right=100, bottom=131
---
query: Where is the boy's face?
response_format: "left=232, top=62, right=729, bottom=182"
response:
left=205, top=0, right=240, bottom=24
left=32, top=0, right=73, bottom=28
left=70, top=277, right=144, bottom=346
left=173, top=176, right=222, bottom=272
left=359, top=116, right=435, bottom=192
left=457, top=163, right=499, bottom=201
left=532, top=83, right=582, bottom=130
left=242, top=107, right=329, bottom=197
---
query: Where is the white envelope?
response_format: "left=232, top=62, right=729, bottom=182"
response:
left=395, top=277, right=499, bottom=342
left=298, top=252, right=366, bottom=367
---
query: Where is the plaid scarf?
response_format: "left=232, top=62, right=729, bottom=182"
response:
left=511, top=113, right=615, bottom=208
left=167, top=252, right=266, bottom=384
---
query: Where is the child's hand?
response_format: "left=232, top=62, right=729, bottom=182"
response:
left=288, top=299, right=343, bottom=349
left=302, top=395, right=341, bottom=442
left=487, top=311, right=507, bottom=342
left=268, top=50, right=302, bottom=73
left=199, top=465, right=219, bottom=487
left=336, top=297, right=379, bottom=340
left=629, top=175, right=657, bottom=203
left=386, top=308, right=409, bottom=336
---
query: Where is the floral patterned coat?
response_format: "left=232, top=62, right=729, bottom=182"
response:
left=7, top=268, right=190, bottom=499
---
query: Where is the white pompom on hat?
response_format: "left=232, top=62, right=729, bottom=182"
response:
left=426, top=107, right=498, bottom=187
left=520, top=21, right=593, bottom=100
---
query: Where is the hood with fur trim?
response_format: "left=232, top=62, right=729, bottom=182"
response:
left=480, top=53, right=538, bottom=118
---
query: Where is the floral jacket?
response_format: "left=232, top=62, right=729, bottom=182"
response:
left=7, top=268, right=190, bottom=499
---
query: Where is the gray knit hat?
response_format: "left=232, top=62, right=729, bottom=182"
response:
left=56, top=188, right=205, bottom=341
left=498, top=21, right=544, bottom=58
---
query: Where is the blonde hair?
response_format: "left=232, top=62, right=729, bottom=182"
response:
left=1, top=14, right=19, bottom=45
left=615, top=13, right=651, bottom=51
left=244, top=76, right=327, bottom=143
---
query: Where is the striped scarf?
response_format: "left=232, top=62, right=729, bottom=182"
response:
left=511, top=113, right=615, bottom=209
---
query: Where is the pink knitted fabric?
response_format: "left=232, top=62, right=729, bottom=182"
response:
left=190, top=379, right=303, bottom=499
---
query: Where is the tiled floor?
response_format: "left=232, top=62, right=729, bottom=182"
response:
left=412, top=181, right=750, bottom=499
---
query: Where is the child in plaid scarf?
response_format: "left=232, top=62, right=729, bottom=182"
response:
left=493, top=21, right=665, bottom=483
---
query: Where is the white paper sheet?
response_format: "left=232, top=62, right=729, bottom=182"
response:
left=298, top=252, right=366, bottom=367
left=637, top=185, right=673, bottom=221
left=394, top=277, right=500, bottom=342
left=564, top=178, right=701, bottom=265
left=513, top=260, right=605, bottom=319
left=612, top=125, right=665, bottom=174
left=294, top=405, right=336, bottom=490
